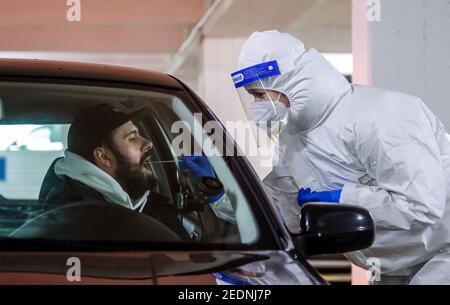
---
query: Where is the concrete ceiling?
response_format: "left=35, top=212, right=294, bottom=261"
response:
left=174, top=0, right=351, bottom=88
left=0, top=0, right=211, bottom=71
left=285, top=0, right=351, bottom=52
left=202, top=0, right=351, bottom=51
left=0, top=0, right=351, bottom=73
left=203, top=0, right=319, bottom=37
left=0, top=0, right=207, bottom=52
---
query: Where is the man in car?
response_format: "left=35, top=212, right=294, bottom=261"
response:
left=39, top=104, right=218, bottom=239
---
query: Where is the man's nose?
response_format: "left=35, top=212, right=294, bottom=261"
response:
left=142, top=137, right=153, bottom=152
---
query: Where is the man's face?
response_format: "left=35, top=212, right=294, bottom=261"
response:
left=106, top=121, right=156, bottom=198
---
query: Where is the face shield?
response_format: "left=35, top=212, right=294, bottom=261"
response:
left=231, top=60, right=288, bottom=138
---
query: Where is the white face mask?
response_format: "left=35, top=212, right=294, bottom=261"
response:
left=251, top=93, right=289, bottom=136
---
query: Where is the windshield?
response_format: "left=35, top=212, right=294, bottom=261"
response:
left=0, top=81, right=267, bottom=248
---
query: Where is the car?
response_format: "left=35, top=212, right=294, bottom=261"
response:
left=0, top=59, right=374, bottom=285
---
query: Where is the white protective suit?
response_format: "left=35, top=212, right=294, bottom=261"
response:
left=239, top=30, right=450, bottom=284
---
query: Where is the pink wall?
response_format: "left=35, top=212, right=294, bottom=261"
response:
left=351, top=0, right=372, bottom=285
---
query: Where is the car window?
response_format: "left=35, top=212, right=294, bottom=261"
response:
left=0, top=124, right=69, bottom=199
left=0, top=81, right=267, bottom=248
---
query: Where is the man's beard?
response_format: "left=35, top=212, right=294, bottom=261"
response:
left=110, top=148, right=158, bottom=199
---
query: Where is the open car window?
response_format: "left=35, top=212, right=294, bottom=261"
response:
left=0, top=81, right=265, bottom=248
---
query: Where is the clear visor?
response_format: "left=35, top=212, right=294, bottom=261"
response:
left=232, top=60, right=287, bottom=138
left=231, top=61, right=287, bottom=172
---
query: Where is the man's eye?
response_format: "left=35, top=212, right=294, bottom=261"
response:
left=130, top=138, right=137, bottom=142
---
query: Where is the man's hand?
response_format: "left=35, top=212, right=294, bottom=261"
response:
left=297, top=188, right=342, bottom=207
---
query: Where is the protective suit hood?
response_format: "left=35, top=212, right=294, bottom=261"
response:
left=239, top=30, right=352, bottom=133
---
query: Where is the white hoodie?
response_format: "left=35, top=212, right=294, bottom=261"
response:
left=54, top=150, right=150, bottom=212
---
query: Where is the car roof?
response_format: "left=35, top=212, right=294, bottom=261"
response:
left=0, top=58, right=182, bottom=89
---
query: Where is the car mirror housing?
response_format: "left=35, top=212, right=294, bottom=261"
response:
left=294, top=203, right=375, bottom=257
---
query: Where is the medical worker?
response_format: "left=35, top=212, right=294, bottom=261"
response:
left=231, top=30, right=450, bottom=284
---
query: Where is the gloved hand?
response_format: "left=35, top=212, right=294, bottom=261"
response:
left=297, top=188, right=342, bottom=207
left=179, top=155, right=214, bottom=182
left=179, top=155, right=224, bottom=203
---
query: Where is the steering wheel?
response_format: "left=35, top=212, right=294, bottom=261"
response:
left=10, top=200, right=181, bottom=242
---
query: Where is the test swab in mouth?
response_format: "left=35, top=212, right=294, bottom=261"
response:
left=149, top=160, right=178, bottom=164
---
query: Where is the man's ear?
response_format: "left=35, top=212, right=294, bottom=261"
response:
left=93, top=146, right=113, bottom=168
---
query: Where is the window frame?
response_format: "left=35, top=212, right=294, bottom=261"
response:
left=0, top=76, right=288, bottom=252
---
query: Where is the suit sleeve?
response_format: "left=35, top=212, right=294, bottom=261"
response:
left=340, top=105, right=447, bottom=230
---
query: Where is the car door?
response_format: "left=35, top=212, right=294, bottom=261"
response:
left=0, top=76, right=324, bottom=285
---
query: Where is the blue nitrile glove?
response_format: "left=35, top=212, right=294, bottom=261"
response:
left=212, top=272, right=250, bottom=285
left=179, top=155, right=224, bottom=203
left=297, top=188, right=342, bottom=207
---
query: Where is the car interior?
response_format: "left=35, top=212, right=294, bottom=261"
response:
left=0, top=81, right=243, bottom=244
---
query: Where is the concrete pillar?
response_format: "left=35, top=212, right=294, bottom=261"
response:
left=200, top=37, right=247, bottom=123
left=353, top=0, right=450, bottom=125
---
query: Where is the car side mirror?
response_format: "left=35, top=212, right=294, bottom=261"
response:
left=294, top=203, right=375, bottom=257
